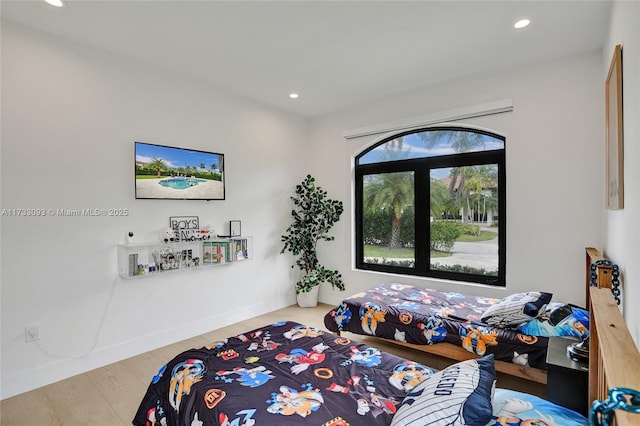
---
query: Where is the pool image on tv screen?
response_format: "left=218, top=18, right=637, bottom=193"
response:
left=134, top=141, right=225, bottom=200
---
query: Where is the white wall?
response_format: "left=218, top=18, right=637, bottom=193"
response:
left=3, top=3, right=637, bottom=401
left=309, top=50, right=605, bottom=308
left=604, top=1, right=640, bottom=347
left=0, top=22, right=306, bottom=399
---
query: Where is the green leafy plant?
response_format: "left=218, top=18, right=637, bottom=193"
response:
left=281, top=175, right=345, bottom=294
left=430, top=221, right=463, bottom=252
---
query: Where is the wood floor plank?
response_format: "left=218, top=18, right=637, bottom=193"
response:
left=151, top=334, right=211, bottom=362
left=85, top=362, right=148, bottom=424
left=44, top=374, right=125, bottom=425
left=201, top=321, right=255, bottom=340
left=120, top=350, right=167, bottom=386
left=257, top=303, right=331, bottom=329
left=0, top=387, right=62, bottom=426
left=0, top=303, right=545, bottom=425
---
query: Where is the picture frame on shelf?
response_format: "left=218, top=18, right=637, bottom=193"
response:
left=606, top=44, right=623, bottom=210
left=230, top=220, right=241, bottom=236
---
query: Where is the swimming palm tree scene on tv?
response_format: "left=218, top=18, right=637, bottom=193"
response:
left=135, top=141, right=225, bottom=200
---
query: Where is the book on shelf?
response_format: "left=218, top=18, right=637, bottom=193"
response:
left=201, top=239, right=247, bottom=264
left=232, top=238, right=249, bottom=261
left=202, top=241, right=214, bottom=264
left=205, top=241, right=231, bottom=263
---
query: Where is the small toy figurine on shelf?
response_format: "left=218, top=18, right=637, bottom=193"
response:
left=152, top=248, right=182, bottom=271
left=162, top=228, right=180, bottom=243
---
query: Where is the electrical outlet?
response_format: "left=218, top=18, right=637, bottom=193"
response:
left=25, top=326, right=39, bottom=342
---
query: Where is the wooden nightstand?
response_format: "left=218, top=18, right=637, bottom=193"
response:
left=546, top=336, right=589, bottom=416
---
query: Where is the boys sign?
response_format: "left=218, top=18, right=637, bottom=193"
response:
left=169, top=216, right=199, bottom=241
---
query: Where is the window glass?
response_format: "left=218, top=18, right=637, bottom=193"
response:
left=355, top=127, right=505, bottom=286
left=429, top=165, right=499, bottom=277
left=358, top=129, right=504, bottom=165
left=362, top=171, right=415, bottom=268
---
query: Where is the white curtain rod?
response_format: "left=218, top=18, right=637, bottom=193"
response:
left=343, top=99, right=513, bottom=140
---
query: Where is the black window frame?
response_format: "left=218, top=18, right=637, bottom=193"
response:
left=354, top=126, right=506, bottom=286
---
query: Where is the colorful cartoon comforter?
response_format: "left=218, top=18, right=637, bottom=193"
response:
left=324, top=283, right=589, bottom=370
left=133, top=320, right=588, bottom=426
left=133, top=321, right=438, bottom=426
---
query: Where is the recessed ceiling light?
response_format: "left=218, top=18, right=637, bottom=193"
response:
left=289, top=93, right=299, bottom=99
left=44, top=0, right=64, bottom=7
left=514, top=19, right=530, bottom=29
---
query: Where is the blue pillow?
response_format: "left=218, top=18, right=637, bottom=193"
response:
left=489, top=388, right=587, bottom=425
left=517, top=303, right=590, bottom=338
left=391, top=355, right=496, bottom=426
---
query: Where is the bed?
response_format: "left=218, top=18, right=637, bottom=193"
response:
left=323, top=247, right=613, bottom=385
left=133, top=247, right=638, bottom=426
left=133, top=319, right=590, bottom=426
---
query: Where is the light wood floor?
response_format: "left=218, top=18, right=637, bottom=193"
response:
left=0, top=303, right=546, bottom=425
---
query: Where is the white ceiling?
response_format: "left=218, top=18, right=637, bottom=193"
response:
left=1, top=0, right=612, bottom=118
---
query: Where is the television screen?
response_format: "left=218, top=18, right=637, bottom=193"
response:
left=135, top=141, right=225, bottom=200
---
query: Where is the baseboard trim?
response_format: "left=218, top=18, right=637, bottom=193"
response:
left=1, top=299, right=288, bottom=399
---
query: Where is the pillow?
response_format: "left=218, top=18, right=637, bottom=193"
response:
left=491, top=388, right=587, bottom=425
left=480, top=292, right=552, bottom=327
left=391, top=355, right=496, bottom=426
left=517, top=303, right=590, bottom=338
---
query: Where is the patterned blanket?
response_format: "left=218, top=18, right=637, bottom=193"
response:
left=324, top=283, right=589, bottom=370
left=133, top=321, right=436, bottom=426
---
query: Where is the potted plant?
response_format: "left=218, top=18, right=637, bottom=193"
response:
left=281, top=175, right=345, bottom=307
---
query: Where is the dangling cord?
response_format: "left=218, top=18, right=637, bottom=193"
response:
left=590, top=387, right=640, bottom=425
left=590, top=260, right=621, bottom=305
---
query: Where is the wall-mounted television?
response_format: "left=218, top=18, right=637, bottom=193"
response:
left=135, top=141, right=225, bottom=200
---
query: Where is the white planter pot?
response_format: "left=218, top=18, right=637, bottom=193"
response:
left=296, top=285, right=319, bottom=308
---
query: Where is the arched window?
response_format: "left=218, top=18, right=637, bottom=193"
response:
left=354, top=126, right=506, bottom=286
